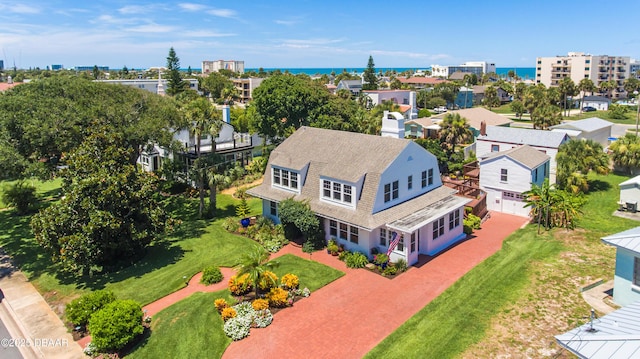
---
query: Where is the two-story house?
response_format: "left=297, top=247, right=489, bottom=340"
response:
left=247, top=127, right=470, bottom=266
left=479, top=145, right=550, bottom=217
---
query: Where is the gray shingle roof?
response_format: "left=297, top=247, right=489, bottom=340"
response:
left=478, top=126, right=569, bottom=148
left=480, top=144, right=549, bottom=169
left=432, top=107, right=513, bottom=128
left=555, top=301, right=640, bottom=359
left=550, top=117, right=613, bottom=133
left=584, top=96, right=611, bottom=103
left=602, top=227, right=640, bottom=255
left=248, top=126, right=465, bottom=230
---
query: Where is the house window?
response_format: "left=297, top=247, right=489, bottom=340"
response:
left=410, top=232, right=416, bottom=253
left=433, top=217, right=445, bottom=239
left=380, top=228, right=387, bottom=246
left=344, top=186, right=352, bottom=203
left=392, top=181, right=399, bottom=200
left=428, top=169, right=434, bottom=186
left=350, top=226, right=359, bottom=244
left=339, top=223, right=348, bottom=240
left=273, top=168, right=281, bottom=185
left=282, top=170, right=289, bottom=187
left=323, top=180, right=331, bottom=197
left=408, top=175, right=413, bottom=190
left=449, top=210, right=460, bottom=230
left=491, top=144, right=500, bottom=152
left=397, top=234, right=404, bottom=251
left=270, top=201, right=277, bottom=216
left=504, top=192, right=515, bottom=198
left=333, top=182, right=342, bottom=200
left=384, top=183, right=391, bottom=202
left=329, top=220, right=337, bottom=237
left=634, top=257, right=640, bottom=286
left=291, top=172, right=298, bottom=189
left=501, top=169, right=508, bottom=182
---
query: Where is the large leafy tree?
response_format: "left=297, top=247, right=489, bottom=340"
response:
left=200, top=71, right=233, bottom=102
left=251, top=74, right=329, bottom=139
left=438, top=113, right=473, bottom=157
left=0, top=76, right=183, bottom=179
left=166, top=47, right=187, bottom=96
left=362, top=55, right=378, bottom=90
left=31, top=126, right=172, bottom=276
left=556, top=139, right=609, bottom=194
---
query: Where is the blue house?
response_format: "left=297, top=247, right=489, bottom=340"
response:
left=602, top=227, right=640, bottom=306
left=454, top=86, right=474, bottom=109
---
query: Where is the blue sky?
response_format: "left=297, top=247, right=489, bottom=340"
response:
left=1, top=0, right=639, bottom=70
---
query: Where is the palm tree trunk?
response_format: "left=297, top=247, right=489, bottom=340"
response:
left=196, top=137, right=204, bottom=218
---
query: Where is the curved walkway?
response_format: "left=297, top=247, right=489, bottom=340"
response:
left=223, top=212, right=528, bottom=359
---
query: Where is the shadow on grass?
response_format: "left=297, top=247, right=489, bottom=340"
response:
left=0, top=210, right=53, bottom=279
left=587, top=179, right=611, bottom=193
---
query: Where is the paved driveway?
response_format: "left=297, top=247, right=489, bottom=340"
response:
left=223, top=212, right=528, bottom=359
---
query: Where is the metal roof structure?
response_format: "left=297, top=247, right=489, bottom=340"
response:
left=602, top=227, right=640, bottom=255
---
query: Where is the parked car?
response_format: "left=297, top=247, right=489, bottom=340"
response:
left=583, top=106, right=597, bottom=112
left=433, top=106, right=447, bottom=113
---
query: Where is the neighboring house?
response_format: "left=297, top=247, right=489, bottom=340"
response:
left=550, top=117, right=614, bottom=147
left=381, top=111, right=405, bottom=139
left=602, top=227, right=640, bottom=306
left=619, top=175, right=640, bottom=212
left=396, top=77, right=446, bottom=89
left=431, top=107, right=513, bottom=138
left=138, top=105, right=255, bottom=172
left=336, top=79, right=363, bottom=97
left=232, top=77, right=264, bottom=103
left=454, top=86, right=474, bottom=109
left=476, top=126, right=569, bottom=183
left=404, top=117, right=440, bottom=139
left=362, top=90, right=418, bottom=119
left=555, top=301, right=640, bottom=358
left=479, top=145, right=549, bottom=217
left=472, top=85, right=510, bottom=105
left=247, top=126, right=470, bottom=266
left=582, top=95, right=611, bottom=111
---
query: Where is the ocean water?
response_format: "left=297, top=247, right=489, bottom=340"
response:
left=244, top=67, right=537, bottom=79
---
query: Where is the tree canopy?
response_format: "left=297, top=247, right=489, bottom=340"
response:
left=362, top=55, right=378, bottom=90
left=166, top=47, right=187, bottom=96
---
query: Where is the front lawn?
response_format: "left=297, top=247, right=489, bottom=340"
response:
left=128, top=254, right=344, bottom=358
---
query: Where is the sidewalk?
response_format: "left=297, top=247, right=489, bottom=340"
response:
left=0, top=249, right=85, bottom=359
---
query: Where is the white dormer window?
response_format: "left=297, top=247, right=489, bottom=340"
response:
left=272, top=166, right=299, bottom=191
left=321, top=179, right=354, bottom=206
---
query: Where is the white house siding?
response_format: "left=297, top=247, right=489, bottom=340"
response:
left=421, top=208, right=466, bottom=256
left=612, top=247, right=640, bottom=306
left=620, top=182, right=640, bottom=205
left=372, top=143, right=442, bottom=213
left=583, top=128, right=612, bottom=147
left=476, top=140, right=559, bottom=184
left=480, top=157, right=535, bottom=217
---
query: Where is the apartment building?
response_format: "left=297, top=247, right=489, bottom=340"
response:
left=232, top=77, right=264, bottom=102
left=202, top=60, right=245, bottom=74
left=535, top=52, right=630, bottom=99
left=431, top=61, right=496, bottom=78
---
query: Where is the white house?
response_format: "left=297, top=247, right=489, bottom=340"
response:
left=582, top=95, right=611, bottom=111
left=476, top=126, right=569, bottom=184
left=380, top=111, right=405, bottom=139
left=247, top=127, right=470, bottom=266
left=550, top=117, right=613, bottom=147
left=362, top=90, right=418, bottom=119
left=335, top=79, right=363, bottom=97
left=479, top=145, right=550, bottom=217
left=602, top=227, right=640, bottom=306
left=619, top=175, right=640, bottom=211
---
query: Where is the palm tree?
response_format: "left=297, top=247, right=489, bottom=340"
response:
left=523, top=179, right=555, bottom=233
left=235, top=247, right=278, bottom=298
left=556, top=139, right=609, bottom=194
left=205, top=165, right=231, bottom=218
left=438, top=113, right=473, bottom=157
left=598, top=79, right=616, bottom=99
left=558, top=77, right=577, bottom=117
left=531, top=104, right=561, bottom=130
left=609, top=134, right=640, bottom=173
left=578, top=78, right=596, bottom=112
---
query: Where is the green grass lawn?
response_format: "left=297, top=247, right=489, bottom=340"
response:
left=127, top=254, right=344, bottom=358
left=0, top=180, right=265, bottom=305
left=365, top=172, right=636, bottom=358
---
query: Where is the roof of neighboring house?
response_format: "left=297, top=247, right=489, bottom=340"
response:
left=480, top=144, right=549, bottom=169
left=477, top=126, right=569, bottom=148
left=620, top=175, right=640, bottom=188
left=448, top=71, right=467, bottom=80
left=584, top=95, right=611, bottom=103
left=247, top=126, right=468, bottom=230
left=325, top=84, right=337, bottom=90
left=0, top=82, right=22, bottom=92
left=405, top=117, right=435, bottom=128
left=555, top=301, right=640, bottom=358
left=472, top=85, right=508, bottom=94
left=362, top=89, right=411, bottom=94
left=337, top=79, right=362, bottom=88
left=398, top=104, right=411, bottom=113
left=602, top=226, right=640, bottom=255
left=432, top=107, right=513, bottom=129
left=396, top=77, right=446, bottom=85
left=550, top=117, right=613, bottom=133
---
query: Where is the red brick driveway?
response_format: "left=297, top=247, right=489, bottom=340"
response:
left=222, top=212, right=528, bottom=359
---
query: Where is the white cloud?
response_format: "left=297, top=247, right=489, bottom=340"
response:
left=184, top=30, right=236, bottom=38
left=275, top=19, right=298, bottom=26
left=206, top=9, right=236, bottom=18
left=127, top=24, right=176, bottom=33
left=179, top=3, right=207, bottom=12
left=280, top=38, right=345, bottom=46
left=118, top=5, right=158, bottom=15
left=0, top=3, right=41, bottom=14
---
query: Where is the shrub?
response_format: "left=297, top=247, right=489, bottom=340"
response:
left=382, top=265, right=398, bottom=276
left=235, top=198, right=250, bottom=218
left=373, top=253, right=389, bottom=268
left=394, top=258, right=408, bottom=273
left=344, top=252, right=369, bottom=268
left=66, top=290, right=117, bottom=327
left=252, top=299, right=269, bottom=311
left=221, top=307, right=237, bottom=322
left=280, top=273, right=299, bottom=290
left=253, top=309, right=273, bottom=328
left=258, top=271, right=279, bottom=291
left=463, top=213, right=482, bottom=234
left=223, top=316, right=251, bottom=341
left=418, top=108, right=432, bottom=118
left=232, top=302, right=254, bottom=318
left=228, top=274, right=252, bottom=295
left=2, top=181, right=38, bottom=215
left=214, top=298, right=229, bottom=313
left=201, top=266, right=224, bottom=285
left=266, top=287, right=289, bottom=308
left=222, top=217, right=240, bottom=233
left=87, top=299, right=143, bottom=352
